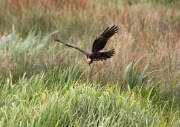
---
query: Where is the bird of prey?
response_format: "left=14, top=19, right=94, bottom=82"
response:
left=55, top=25, right=118, bottom=66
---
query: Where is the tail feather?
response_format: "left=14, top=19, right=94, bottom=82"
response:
left=99, top=49, right=115, bottom=60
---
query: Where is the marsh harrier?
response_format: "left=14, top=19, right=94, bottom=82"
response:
left=55, top=25, right=118, bottom=66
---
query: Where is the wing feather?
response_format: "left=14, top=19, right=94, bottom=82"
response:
left=54, top=38, right=89, bottom=55
left=92, top=25, right=118, bottom=52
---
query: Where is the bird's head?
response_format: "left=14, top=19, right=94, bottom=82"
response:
left=87, top=58, right=93, bottom=66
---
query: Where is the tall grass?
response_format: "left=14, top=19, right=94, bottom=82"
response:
left=0, top=69, right=179, bottom=127
left=0, top=0, right=180, bottom=126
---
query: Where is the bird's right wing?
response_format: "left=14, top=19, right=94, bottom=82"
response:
left=54, top=38, right=88, bottom=55
left=92, top=25, right=118, bottom=53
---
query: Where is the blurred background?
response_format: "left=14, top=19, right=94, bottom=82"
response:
left=0, top=0, right=180, bottom=126
left=0, top=0, right=179, bottom=83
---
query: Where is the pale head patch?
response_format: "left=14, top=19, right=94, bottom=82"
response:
left=87, top=58, right=92, bottom=64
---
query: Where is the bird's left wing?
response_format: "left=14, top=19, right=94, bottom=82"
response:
left=55, top=38, right=88, bottom=55
left=92, top=25, right=118, bottom=53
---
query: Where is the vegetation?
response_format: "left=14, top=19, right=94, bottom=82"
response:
left=0, top=0, right=180, bottom=126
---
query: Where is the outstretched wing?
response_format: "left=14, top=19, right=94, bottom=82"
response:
left=54, top=38, right=89, bottom=55
left=92, top=25, right=118, bottom=53
left=93, top=49, right=115, bottom=61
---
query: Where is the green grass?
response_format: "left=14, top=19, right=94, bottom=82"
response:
left=0, top=0, right=180, bottom=126
left=0, top=68, right=179, bottom=127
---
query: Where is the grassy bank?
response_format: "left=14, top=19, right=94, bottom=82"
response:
left=0, top=68, right=179, bottom=127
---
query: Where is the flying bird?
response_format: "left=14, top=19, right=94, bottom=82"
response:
left=55, top=25, right=118, bottom=66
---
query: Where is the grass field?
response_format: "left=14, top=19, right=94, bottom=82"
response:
left=0, top=0, right=180, bottom=126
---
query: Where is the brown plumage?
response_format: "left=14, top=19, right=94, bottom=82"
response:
left=55, top=25, right=118, bottom=66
